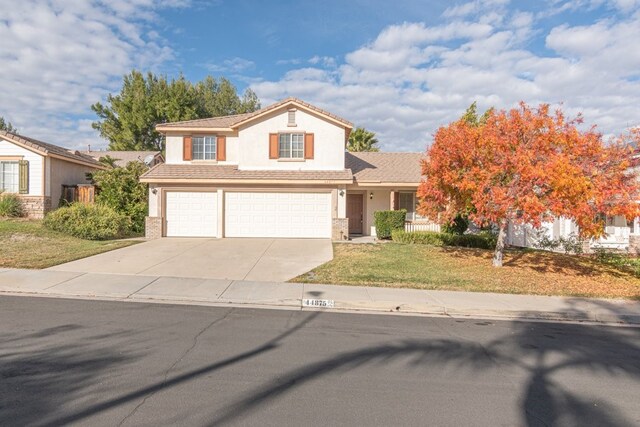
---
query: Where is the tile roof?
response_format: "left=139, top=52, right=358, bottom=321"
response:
left=140, top=152, right=423, bottom=184
left=157, top=97, right=353, bottom=130
left=346, top=152, right=424, bottom=184
left=0, top=130, right=103, bottom=167
left=83, top=151, right=163, bottom=167
left=155, top=113, right=255, bottom=130
left=140, top=164, right=353, bottom=182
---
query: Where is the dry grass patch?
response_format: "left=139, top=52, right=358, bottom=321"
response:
left=0, top=219, right=139, bottom=269
left=293, top=243, right=640, bottom=299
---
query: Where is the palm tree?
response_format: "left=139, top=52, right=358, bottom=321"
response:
left=347, top=127, right=380, bottom=152
left=98, top=155, right=119, bottom=169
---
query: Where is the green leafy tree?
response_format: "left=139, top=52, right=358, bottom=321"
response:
left=92, top=71, right=260, bottom=151
left=347, top=127, right=380, bottom=152
left=91, top=161, right=149, bottom=233
left=0, top=117, right=17, bottom=132
left=460, top=101, right=493, bottom=127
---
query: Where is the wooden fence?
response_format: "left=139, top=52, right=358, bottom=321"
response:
left=61, top=184, right=96, bottom=205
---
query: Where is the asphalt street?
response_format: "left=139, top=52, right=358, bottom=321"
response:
left=1, top=296, right=639, bottom=426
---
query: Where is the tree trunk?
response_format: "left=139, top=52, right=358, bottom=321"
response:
left=493, top=219, right=507, bottom=267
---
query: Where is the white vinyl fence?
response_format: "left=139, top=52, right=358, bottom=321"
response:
left=404, top=221, right=441, bottom=232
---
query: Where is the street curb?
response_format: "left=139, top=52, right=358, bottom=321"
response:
left=1, top=289, right=639, bottom=326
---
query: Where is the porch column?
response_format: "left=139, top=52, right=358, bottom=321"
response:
left=390, top=191, right=399, bottom=210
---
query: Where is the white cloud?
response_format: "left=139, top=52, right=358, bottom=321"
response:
left=309, top=55, right=337, bottom=68
left=443, top=0, right=510, bottom=18
left=276, top=58, right=303, bottom=66
left=251, top=3, right=640, bottom=152
left=205, top=57, right=255, bottom=73
left=0, top=0, right=188, bottom=150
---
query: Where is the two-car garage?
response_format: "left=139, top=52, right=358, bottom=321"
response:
left=164, top=190, right=332, bottom=239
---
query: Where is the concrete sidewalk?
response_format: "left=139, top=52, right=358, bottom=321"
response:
left=0, top=268, right=639, bottom=324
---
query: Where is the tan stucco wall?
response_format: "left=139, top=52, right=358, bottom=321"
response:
left=49, top=158, right=97, bottom=208
left=347, top=185, right=423, bottom=235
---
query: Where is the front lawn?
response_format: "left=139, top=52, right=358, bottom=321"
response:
left=0, top=219, right=140, bottom=269
left=293, top=243, right=640, bottom=299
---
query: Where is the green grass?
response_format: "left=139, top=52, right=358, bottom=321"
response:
left=293, top=243, right=640, bottom=299
left=0, top=219, right=140, bottom=269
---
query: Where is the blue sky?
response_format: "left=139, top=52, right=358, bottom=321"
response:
left=1, top=0, right=639, bottom=151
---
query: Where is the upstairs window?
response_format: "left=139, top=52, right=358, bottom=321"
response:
left=0, top=161, right=18, bottom=193
left=192, top=136, right=216, bottom=160
left=279, top=133, right=304, bottom=159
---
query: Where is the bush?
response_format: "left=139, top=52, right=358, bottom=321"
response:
left=43, top=203, right=131, bottom=240
left=534, top=232, right=584, bottom=254
left=593, top=248, right=640, bottom=277
left=374, top=210, right=407, bottom=239
left=441, top=214, right=469, bottom=235
left=0, top=192, right=23, bottom=217
left=391, top=230, right=497, bottom=249
left=90, top=161, right=148, bottom=233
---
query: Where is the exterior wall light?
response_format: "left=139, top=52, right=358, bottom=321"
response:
left=151, top=188, right=158, bottom=195
left=369, top=192, right=374, bottom=200
left=339, top=190, right=345, bottom=197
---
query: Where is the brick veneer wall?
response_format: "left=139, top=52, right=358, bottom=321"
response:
left=332, top=218, right=349, bottom=241
left=19, top=196, right=52, bottom=219
left=145, top=216, right=163, bottom=239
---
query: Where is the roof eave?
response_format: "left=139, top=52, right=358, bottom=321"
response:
left=349, top=181, right=420, bottom=187
left=48, top=153, right=106, bottom=169
left=139, top=177, right=354, bottom=185
left=156, top=126, right=235, bottom=133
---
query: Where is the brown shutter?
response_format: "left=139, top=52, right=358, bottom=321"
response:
left=304, top=133, right=314, bottom=159
left=18, top=160, right=29, bottom=194
left=392, top=191, right=399, bottom=210
left=269, top=133, right=279, bottom=159
left=183, top=136, right=192, bottom=161
left=216, top=135, right=226, bottom=161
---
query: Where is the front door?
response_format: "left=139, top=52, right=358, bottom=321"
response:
left=347, top=194, right=363, bottom=234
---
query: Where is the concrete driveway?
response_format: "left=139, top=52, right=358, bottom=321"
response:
left=47, top=238, right=333, bottom=282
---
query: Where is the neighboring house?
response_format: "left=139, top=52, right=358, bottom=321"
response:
left=140, top=97, right=435, bottom=239
left=507, top=215, right=639, bottom=253
left=82, top=150, right=164, bottom=168
left=507, top=149, right=640, bottom=252
left=0, top=130, right=104, bottom=218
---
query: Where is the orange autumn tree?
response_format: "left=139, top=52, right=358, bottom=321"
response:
left=417, top=102, right=640, bottom=267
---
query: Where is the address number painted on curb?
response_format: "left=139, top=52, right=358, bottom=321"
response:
left=303, top=299, right=335, bottom=308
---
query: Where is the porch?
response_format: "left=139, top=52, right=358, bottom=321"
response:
left=343, top=188, right=440, bottom=238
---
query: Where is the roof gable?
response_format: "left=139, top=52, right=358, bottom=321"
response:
left=0, top=130, right=104, bottom=168
left=156, top=97, right=353, bottom=132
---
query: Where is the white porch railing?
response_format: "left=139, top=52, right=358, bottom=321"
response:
left=405, top=221, right=441, bottom=232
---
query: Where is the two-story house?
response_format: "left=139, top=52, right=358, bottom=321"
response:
left=140, top=98, right=434, bottom=239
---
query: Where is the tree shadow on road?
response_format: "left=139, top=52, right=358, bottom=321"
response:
left=40, top=308, right=322, bottom=426
left=0, top=324, right=141, bottom=426
left=206, top=318, right=639, bottom=426
left=6, top=300, right=639, bottom=427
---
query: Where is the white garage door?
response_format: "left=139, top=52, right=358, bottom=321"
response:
left=225, top=192, right=331, bottom=238
left=165, top=192, right=218, bottom=237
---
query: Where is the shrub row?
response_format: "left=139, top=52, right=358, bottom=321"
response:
left=391, top=229, right=497, bottom=249
left=0, top=192, right=23, bottom=217
left=43, top=203, right=132, bottom=240
left=374, top=210, right=406, bottom=239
